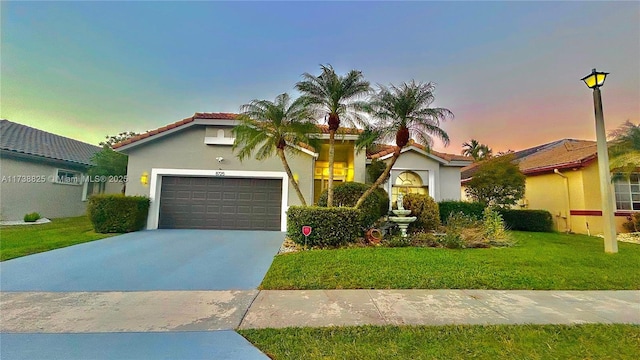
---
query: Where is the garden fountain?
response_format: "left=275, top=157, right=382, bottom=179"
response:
left=388, top=193, right=417, bottom=237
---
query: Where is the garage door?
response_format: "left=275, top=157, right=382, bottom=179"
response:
left=158, top=176, right=282, bottom=230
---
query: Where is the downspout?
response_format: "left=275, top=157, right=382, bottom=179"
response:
left=554, top=169, right=572, bottom=233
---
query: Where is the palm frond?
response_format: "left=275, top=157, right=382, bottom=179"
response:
left=367, top=80, right=452, bottom=149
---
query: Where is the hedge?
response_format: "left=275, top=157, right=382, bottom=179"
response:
left=87, top=194, right=150, bottom=233
left=438, top=201, right=486, bottom=223
left=497, top=209, right=554, bottom=232
left=287, top=206, right=362, bottom=247
left=317, top=182, right=387, bottom=229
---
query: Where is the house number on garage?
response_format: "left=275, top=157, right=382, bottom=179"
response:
left=215, top=171, right=225, bottom=177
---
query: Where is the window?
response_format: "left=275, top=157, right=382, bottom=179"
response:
left=614, top=173, right=640, bottom=211
left=391, top=171, right=427, bottom=203
left=55, top=169, right=81, bottom=185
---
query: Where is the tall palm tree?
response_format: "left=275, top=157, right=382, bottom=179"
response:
left=608, top=120, right=640, bottom=180
left=354, top=80, right=452, bottom=209
left=462, top=139, right=492, bottom=160
left=232, top=93, right=319, bottom=206
left=296, top=64, right=371, bottom=206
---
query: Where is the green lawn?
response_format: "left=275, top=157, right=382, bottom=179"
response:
left=0, top=216, right=116, bottom=261
left=261, top=231, right=640, bottom=290
left=239, top=324, right=640, bottom=360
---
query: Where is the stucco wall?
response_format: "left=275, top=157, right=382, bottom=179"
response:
left=439, top=166, right=463, bottom=201
left=122, top=126, right=315, bottom=206
left=353, top=147, right=366, bottom=183
left=380, top=151, right=464, bottom=202
left=520, top=162, right=627, bottom=235
left=0, top=156, right=89, bottom=220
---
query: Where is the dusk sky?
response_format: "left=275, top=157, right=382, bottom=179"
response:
left=2, top=1, right=638, bottom=154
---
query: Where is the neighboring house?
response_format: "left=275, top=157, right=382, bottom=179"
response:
left=115, top=112, right=472, bottom=231
left=0, top=120, right=116, bottom=220
left=461, top=139, right=639, bottom=235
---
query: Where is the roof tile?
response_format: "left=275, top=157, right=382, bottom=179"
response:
left=0, top=119, right=100, bottom=166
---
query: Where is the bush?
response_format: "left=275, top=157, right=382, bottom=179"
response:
left=287, top=206, right=362, bottom=247
left=23, top=212, right=41, bottom=222
left=438, top=201, right=485, bottom=223
left=87, top=194, right=150, bottom=233
left=402, top=193, right=440, bottom=232
left=497, top=209, right=554, bottom=232
left=482, top=207, right=507, bottom=241
left=623, top=213, right=640, bottom=232
left=373, top=187, right=390, bottom=217
left=317, top=182, right=385, bottom=229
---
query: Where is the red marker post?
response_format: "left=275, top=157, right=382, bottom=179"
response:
left=302, top=226, right=312, bottom=247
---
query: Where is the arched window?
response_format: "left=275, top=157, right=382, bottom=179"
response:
left=392, top=171, right=427, bottom=203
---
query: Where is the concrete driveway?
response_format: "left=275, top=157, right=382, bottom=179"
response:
left=1, top=229, right=282, bottom=359
left=0, top=229, right=284, bottom=291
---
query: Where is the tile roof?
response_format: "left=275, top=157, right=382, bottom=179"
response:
left=113, top=112, right=238, bottom=148
left=367, top=140, right=472, bottom=163
left=113, top=112, right=364, bottom=149
left=317, top=125, right=363, bottom=135
left=0, top=119, right=101, bottom=166
left=461, top=139, right=598, bottom=180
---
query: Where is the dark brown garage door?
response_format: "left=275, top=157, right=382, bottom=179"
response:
left=158, top=176, right=282, bottom=230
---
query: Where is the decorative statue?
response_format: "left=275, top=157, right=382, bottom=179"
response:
left=397, top=193, right=404, bottom=210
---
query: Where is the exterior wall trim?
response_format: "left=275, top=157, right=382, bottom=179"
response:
left=569, top=209, right=636, bottom=217
left=147, top=168, right=289, bottom=231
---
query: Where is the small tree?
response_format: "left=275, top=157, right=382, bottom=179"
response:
left=90, top=132, right=138, bottom=194
left=465, top=154, right=525, bottom=208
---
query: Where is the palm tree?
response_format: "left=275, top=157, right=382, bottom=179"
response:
left=354, top=80, right=452, bottom=209
left=462, top=139, right=492, bottom=160
left=608, top=120, right=640, bottom=180
left=296, top=64, right=371, bottom=206
left=232, top=93, right=319, bottom=206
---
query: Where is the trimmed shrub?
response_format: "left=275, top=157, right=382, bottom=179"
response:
left=373, top=187, right=390, bottom=218
left=287, top=206, right=361, bottom=247
left=317, top=182, right=385, bottom=229
left=438, top=201, right=485, bottom=223
left=622, top=213, right=640, bottom=232
left=497, top=209, right=554, bottom=232
left=23, top=212, right=41, bottom=222
left=402, top=193, right=440, bottom=232
left=87, top=194, right=150, bottom=233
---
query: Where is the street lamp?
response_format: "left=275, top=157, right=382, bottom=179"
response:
left=581, top=68, right=618, bottom=253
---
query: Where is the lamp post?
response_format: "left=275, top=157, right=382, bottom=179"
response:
left=581, top=68, right=618, bottom=253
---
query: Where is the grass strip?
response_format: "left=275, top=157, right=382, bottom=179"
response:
left=240, top=324, right=640, bottom=360
left=1, top=216, right=115, bottom=261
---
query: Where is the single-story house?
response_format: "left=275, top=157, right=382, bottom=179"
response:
left=0, top=120, right=118, bottom=220
left=461, top=139, right=638, bottom=235
left=115, top=112, right=472, bottom=231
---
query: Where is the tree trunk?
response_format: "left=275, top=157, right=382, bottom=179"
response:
left=327, top=130, right=336, bottom=207
left=277, top=148, right=307, bottom=206
left=355, top=147, right=401, bottom=210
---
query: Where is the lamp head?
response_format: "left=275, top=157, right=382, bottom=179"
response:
left=581, top=68, right=608, bottom=89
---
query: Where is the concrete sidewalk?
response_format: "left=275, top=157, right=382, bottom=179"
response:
left=1, top=290, right=638, bottom=333
left=239, top=289, right=640, bottom=329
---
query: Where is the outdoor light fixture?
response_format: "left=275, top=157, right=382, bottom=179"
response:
left=140, top=171, right=149, bottom=186
left=581, top=68, right=608, bottom=89
left=582, top=68, right=617, bottom=253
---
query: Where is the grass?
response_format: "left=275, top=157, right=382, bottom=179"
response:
left=0, top=216, right=116, bottom=261
left=261, top=231, right=640, bottom=290
left=239, top=324, right=640, bottom=360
